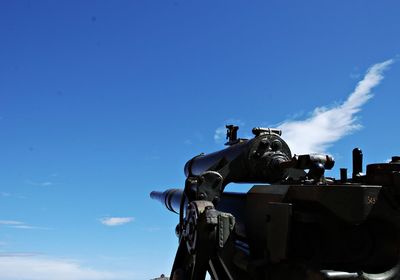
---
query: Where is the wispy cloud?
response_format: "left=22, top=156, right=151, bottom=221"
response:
left=0, top=220, right=51, bottom=230
left=278, top=59, right=394, bottom=155
left=214, top=127, right=227, bottom=142
left=0, top=254, right=124, bottom=280
left=25, top=180, right=54, bottom=187
left=0, top=253, right=38, bottom=257
left=0, top=220, right=23, bottom=226
left=9, top=225, right=51, bottom=230
left=99, top=217, right=134, bottom=226
left=0, top=193, right=26, bottom=199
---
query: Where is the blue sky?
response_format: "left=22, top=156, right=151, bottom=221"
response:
left=0, top=1, right=399, bottom=279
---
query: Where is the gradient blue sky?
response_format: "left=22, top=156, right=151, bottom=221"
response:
left=0, top=1, right=399, bottom=279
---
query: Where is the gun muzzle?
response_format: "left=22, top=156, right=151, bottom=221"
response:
left=150, top=189, right=183, bottom=214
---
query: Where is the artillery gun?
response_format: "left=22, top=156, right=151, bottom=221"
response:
left=151, top=125, right=400, bottom=280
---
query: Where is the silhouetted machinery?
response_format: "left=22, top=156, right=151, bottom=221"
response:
left=151, top=125, right=400, bottom=280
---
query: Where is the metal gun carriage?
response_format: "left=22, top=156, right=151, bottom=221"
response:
left=151, top=125, right=400, bottom=280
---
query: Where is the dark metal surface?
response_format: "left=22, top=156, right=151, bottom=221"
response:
left=150, top=189, right=183, bottom=214
left=150, top=125, right=400, bottom=280
left=184, top=131, right=292, bottom=185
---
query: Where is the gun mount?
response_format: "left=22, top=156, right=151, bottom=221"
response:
left=151, top=125, right=400, bottom=280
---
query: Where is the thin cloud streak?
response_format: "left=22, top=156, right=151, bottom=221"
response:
left=0, top=220, right=50, bottom=230
left=100, top=217, right=134, bottom=226
left=8, top=225, right=52, bottom=230
left=0, top=255, right=124, bottom=280
left=278, top=59, right=394, bottom=155
left=25, top=180, right=54, bottom=187
left=0, top=221, right=24, bottom=226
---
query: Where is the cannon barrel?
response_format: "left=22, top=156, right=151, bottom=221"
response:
left=150, top=189, right=183, bottom=214
left=184, top=131, right=292, bottom=185
left=151, top=188, right=247, bottom=237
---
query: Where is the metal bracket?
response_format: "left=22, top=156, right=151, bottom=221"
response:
left=196, top=171, right=224, bottom=204
left=217, top=212, right=235, bottom=248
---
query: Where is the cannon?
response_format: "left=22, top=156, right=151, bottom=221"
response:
left=151, top=125, right=400, bottom=280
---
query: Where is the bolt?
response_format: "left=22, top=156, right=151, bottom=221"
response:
left=198, top=193, right=206, bottom=200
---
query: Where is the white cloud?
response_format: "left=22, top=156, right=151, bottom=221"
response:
left=0, top=255, right=121, bottom=280
left=278, top=59, right=394, bottom=155
left=214, top=127, right=226, bottom=142
left=9, top=225, right=51, bottom=230
left=99, top=217, right=134, bottom=226
left=0, top=220, right=24, bottom=226
left=0, top=220, right=50, bottom=230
